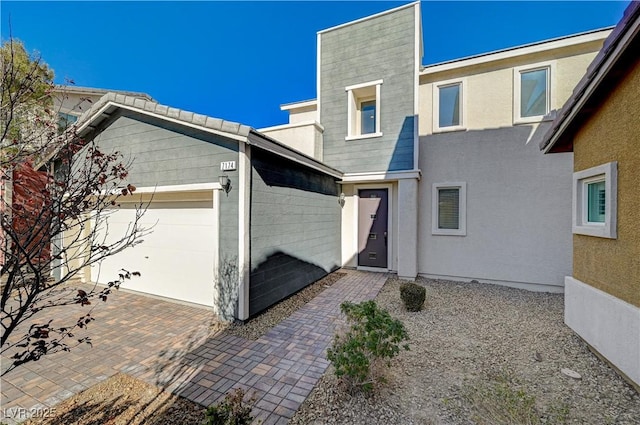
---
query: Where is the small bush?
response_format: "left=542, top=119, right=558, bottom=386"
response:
left=399, top=282, right=426, bottom=311
left=327, top=300, right=409, bottom=392
left=204, top=388, right=255, bottom=425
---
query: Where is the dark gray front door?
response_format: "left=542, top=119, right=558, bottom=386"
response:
left=358, top=189, right=388, bottom=268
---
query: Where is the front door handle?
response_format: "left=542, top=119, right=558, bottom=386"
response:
left=384, top=231, right=387, bottom=246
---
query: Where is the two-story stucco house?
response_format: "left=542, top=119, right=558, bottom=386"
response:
left=263, top=2, right=610, bottom=292
left=59, top=2, right=616, bottom=326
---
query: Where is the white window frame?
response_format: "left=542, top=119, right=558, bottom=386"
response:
left=572, top=161, right=617, bottom=239
left=431, top=182, right=467, bottom=236
left=432, top=78, right=466, bottom=133
left=513, top=61, right=555, bottom=124
left=345, top=79, right=383, bottom=141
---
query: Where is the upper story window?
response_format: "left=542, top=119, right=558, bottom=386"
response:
left=345, top=80, right=383, bottom=140
left=572, top=161, right=617, bottom=239
left=58, top=112, right=79, bottom=133
left=520, top=68, right=548, bottom=117
left=514, top=62, right=554, bottom=124
left=433, top=78, right=465, bottom=132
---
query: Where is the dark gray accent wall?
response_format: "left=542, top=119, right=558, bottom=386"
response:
left=249, top=148, right=341, bottom=316
left=86, top=110, right=240, bottom=260
left=320, top=6, right=416, bottom=173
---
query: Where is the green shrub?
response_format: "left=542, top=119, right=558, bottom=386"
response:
left=327, top=300, right=409, bottom=392
left=204, top=388, right=255, bottom=425
left=399, top=282, right=426, bottom=312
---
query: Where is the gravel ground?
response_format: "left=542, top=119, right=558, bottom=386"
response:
left=290, top=276, right=640, bottom=425
left=17, top=274, right=640, bottom=424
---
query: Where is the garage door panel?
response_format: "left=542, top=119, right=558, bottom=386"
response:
left=91, top=200, right=216, bottom=307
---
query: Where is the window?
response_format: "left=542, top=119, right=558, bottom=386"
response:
left=58, top=112, right=78, bottom=133
left=586, top=178, right=605, bottom=223
left=520, top=68, right=548, bottom=117
left=513, top=62, right=554, bottom=124
left=432, top=182, right=467, bottom=236
left=573, top=162, right=617, bottom=239
left=361, top=100, right=376, bottom=134
left=433, top=79, right=465, bottom=132
left=346, top=80, right=382, bottom=140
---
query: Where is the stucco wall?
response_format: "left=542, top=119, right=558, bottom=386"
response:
left=572, top=59, right=640, bottom=307
left=319, top=5, right=417, bottom=172
left=88, top=110, right=240, bottom=259
left=418, top=124, right=573, bottom=289
left=249, top=149, right=341, bottom=316
left=289, top=108, right=317, bottom=124
left=260, top=123, right=323, bottom=160
left=419, top=41, right=604, bottom=135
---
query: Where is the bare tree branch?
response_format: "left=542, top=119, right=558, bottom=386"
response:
left=1, top=36, right=151, bottom=373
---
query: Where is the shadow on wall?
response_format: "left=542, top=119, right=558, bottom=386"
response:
left=386, top=115, right=416, bottom=172
left=252, top=150, right=339, bottom=196
left=249, top=251, right=339, bottom=317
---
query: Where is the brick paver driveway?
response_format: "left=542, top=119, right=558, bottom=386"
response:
left=1, top=270, right=386, bottom=424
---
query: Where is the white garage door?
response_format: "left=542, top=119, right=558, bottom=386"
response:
left=91, top=194, right=217, bottom=307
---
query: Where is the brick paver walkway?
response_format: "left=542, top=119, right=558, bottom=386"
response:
left=1, top=270, right=386, bottom=424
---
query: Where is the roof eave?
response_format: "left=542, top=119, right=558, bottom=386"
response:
left=247, top=130, right=343, bottom=179
left=541, top=2, right=640, bottom=154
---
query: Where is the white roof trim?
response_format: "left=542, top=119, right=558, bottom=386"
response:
left=280, top=99, right=317, bottom=111
left=542, top=11, right=640, bottom=153
left=421, top=28, right=612, bottom=76
left=341, top=170, right=421, bottom=183
left=134, top=182, right=223, bottom=194
left=258, top=120, right=324, bottom=133
left=345, top=79, right=384, bottom=91
left=318, top=1, right=418, bottom=35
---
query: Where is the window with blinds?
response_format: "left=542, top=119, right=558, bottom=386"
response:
left=432, top=182, right=466, bottom=236
left=438, top=188, right=460, bottom=229
left=572, top=162, right=617, bottom=239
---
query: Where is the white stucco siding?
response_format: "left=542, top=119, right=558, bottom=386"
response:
left=289, top=108, right=317, bottom=124
left=259, top=123, right=323, bottom=160
left=419, top=45, right=604, bottom=136
left=565, top=277, right=640, bottom=387
left=418, top=124, right=573, bottom=290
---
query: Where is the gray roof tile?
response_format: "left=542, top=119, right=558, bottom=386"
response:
left=75, top=92, right=254, bottom=140
left=192, top=113, right=207, bottom=126
left=155, top=104, right=168, bottom=115
left=205, top=117, right=223, bottom=130
left=221, top=120, right=240, bottom=134
left=167, top=107, right=181, bottom=119
left=179, top=111, right=194, bottom=122
left=143, top=101, right=156, bottom=112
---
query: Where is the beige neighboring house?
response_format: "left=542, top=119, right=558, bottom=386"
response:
left=541, top=1, right=640, bottom=389
left=54, top=85, right=154, bottom=126
left=0, top=86, right=153, bottom=272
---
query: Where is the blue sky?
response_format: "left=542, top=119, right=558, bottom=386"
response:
left=1, top=1, right=630, bottom=128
